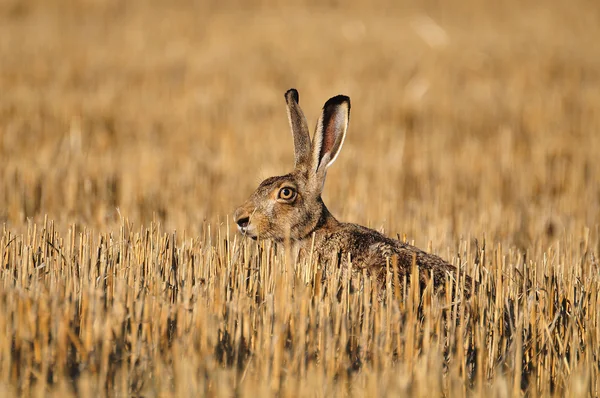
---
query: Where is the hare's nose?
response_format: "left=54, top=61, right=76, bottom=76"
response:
left=234, top=208, right=250, bottom=228
left=237, top=216, right=250, bottom=228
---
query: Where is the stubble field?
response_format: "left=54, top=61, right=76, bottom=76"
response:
left=1, top=0, right=599, bottom=396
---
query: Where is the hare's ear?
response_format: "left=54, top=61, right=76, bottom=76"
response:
left=285, top=89, right=311, bottom=169
left=309, top=94, right=350, bottom=186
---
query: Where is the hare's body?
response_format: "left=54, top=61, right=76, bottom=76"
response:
left=309, top=221, right=461, bottom=290
left=235, top=89, right=471, bottom=297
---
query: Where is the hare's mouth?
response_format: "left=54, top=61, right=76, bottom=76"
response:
left=237, top=225, right=258, bottom=240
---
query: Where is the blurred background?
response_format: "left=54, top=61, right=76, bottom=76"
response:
left=1, top=0, right=599, bottom=251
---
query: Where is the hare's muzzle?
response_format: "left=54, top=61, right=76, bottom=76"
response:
left=234, top=207, right=252, bottom=235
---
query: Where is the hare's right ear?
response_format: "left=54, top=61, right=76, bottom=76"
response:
left=309, top=94, right=350, bottom=190
left=285, top=89, right=311, bottom=169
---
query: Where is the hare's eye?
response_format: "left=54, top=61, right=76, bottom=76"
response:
left=278, top=187, right=297, bottom=201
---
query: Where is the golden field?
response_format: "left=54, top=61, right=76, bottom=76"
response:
left=1, top=0, right=599, bottom=396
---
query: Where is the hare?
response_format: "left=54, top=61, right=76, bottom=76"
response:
left=234, top=89, right=472, bottom=298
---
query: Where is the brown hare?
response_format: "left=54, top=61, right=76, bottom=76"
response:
left=234, top=89, right=471, bottom=298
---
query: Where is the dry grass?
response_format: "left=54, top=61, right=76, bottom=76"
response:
left=1, top=0, right=599, bottom=396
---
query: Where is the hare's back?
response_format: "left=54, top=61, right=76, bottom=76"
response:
left=327, top=223, right=459, bottom=277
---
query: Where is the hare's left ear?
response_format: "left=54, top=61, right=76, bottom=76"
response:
left=309, top=94, right=350, bottom=188
left=285, top=89, right=311, bottom=170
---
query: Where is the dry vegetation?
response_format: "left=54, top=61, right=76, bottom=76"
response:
left=1, top=0, right=600, bottom=396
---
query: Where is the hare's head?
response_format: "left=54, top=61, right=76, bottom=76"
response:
left=234, top=89, right=350, bottom=242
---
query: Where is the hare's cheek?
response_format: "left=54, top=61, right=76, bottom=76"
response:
left=263, top=201, right=277, bottom=218
left=269, top=199, right=289, bottom=218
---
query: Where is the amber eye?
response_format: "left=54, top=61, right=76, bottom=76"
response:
left=277, top=187, right=297, bottom=201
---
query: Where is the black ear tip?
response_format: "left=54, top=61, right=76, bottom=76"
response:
left=324, top=94, right=351, bottom=110
left=285, top=88, right=299, bottom=104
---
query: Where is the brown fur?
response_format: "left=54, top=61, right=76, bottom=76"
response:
left=234, top=89, right=472, bottom=299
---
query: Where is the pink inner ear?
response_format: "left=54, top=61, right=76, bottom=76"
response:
left=323, top=125, right=336, bottom=155
left=322, top=113, right=343, bottom=157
